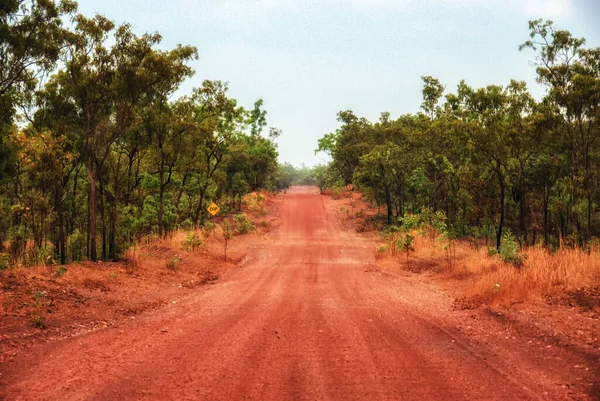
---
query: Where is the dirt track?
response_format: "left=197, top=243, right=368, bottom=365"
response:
left=1, top=186, right=598, bottom=400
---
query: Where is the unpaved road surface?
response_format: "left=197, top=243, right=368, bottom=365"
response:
left=1, top=186, right=598, bottom=400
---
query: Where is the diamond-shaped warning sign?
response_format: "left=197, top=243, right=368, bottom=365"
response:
left=207, top=202, right=220, bottom=216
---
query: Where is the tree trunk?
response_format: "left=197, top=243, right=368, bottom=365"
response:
left=109, top=192, right=117, bottom=260
left=158, top=155, right=165, bottom=237
left=175, top=170, right=189, bottom=214
left=519, top=170, right=527, bottom=245
left=71, top=165, right=80, bottom=234
left=57, top=188, right=66, bottom=265
left=158, top=182, right=165, bottom=237
left=194, top=183, right=209, bottom=224
left=543, top=184, right=550, bottom=247
left=86, top=166, right=97, bottom=262
left=99, top=180, right=107, bottom=261
left=496, top=166, right=505, bottom=252
left=385, top=187, right=392, bottom=225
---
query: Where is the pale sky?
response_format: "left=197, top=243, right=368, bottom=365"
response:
left=76, top=0, right=600, bottom=167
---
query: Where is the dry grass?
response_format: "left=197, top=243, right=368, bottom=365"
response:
left=469, top=246, right=600, bottom=305
left=383, top=231, right=600, bottom=306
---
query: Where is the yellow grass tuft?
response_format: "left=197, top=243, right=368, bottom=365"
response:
left=386, top=230, right=600, bottom=306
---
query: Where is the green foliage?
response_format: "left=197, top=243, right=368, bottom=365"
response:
left=222, top=219, right=233, bottom=241
left=0, top=4, right=283, bottom=266
left=395, top=233, right=415, bottom=253
left=180, top=218, right=194, bottom=231
left=202, top=221, right=216, bottom=238
left=30, top=290, right=48, bottom=329
left=23, top=243, right=55, bottom=267
left=498, top=230, right=525, bottom=267
left=398, top=214, right=422, bottom=231
left=0, top=253, right=10, bottom=270
left=183, top=232, right=202, bottom=252
left=133, top=196, right=178, bottom=236
left=318, top=19, right=600, bottom=252
left=55, top=265, right=68, bottom=278
left=68, top=229, right=84, bottom=262
left=233, top=213, right=255, bottom=235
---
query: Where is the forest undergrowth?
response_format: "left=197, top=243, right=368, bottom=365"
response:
left=333, top=188, right=600, bottom=313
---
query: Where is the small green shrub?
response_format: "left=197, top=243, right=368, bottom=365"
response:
left=398, top=213, right=422, bottom=230
left=183, top=232, right=202, bottom=252
left=55, top=265, right=67, bottom=278
left=30, top=314, right=47, bottom=329
left=202, top=221, right=216, bottom=238
left=181, top=218, right=194, bottom=231
left=0, top=253, right=9, bottom=270
left=69, top=229, right=84, bottom=262
left=24, top=243, right=55, bottom=267
left=499, top=230, right=525, bottom=267
left=31, top=290, right=48, bottom=329
left=395, top=233, right=415, bottom=253
left=233, top=213, right=255, bottom=235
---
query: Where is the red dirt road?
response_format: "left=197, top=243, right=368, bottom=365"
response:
left=1, top=186, right=598, bottom=400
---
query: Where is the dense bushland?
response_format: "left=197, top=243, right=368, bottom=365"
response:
left=317, top=20, right=600, bottom=252
left=0, top=1, right=291, bottom=266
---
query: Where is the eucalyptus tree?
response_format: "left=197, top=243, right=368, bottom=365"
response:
left=0, top=0, right=76, bottom=130
left=458, top=82, right=512, bottom=250
left=105, top=25, right=163, bottom=258
left=137, top=44, right=197, bottom=236
left=521, top=19, right=600, bottom=244
left=354, top=141, right=406, bottom=224
left=504, top=80, right=542, bottom=244
left=184, top=80, right=241, bottom=224
left=316, top=110, right=374, bottom=184
left=55, top=14, right=116, bottom=261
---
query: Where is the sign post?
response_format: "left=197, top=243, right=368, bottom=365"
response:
left=207, top=202, right=220, bottom=217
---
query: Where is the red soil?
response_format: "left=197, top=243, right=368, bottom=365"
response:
left=1, top=186, right=598, bottom=400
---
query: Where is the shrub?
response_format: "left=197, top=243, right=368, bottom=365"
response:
left=7, top=224, right=27, bottom=260
left=202, top=221, right=216, bottom=238
left=233, top=213, right=255, bottom=235
left=31, top=290, right=47, bottom=329
left=499, top=230, right=525, bottom=267
left=0, top=253, right=9, bottom=270
left=395, top=233, right=415, bottom=253
left=55, top=265, right=67, bottom=278
left=183, top=232, right=202, bottom=252
left=24, top=243, right=54, bottom=267
left=181, top=218, right=194, bottom=231
left=69, top=229, right=84, bottom=262
left=398, top=214, right=422, bottom=230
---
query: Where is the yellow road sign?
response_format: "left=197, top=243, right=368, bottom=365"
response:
left=207, top=202, right=220, bottom=216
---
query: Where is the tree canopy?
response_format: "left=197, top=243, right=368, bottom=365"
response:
left=0, top=1, right=285, bottom=265
left=317, top=19, right=600, bottom=251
